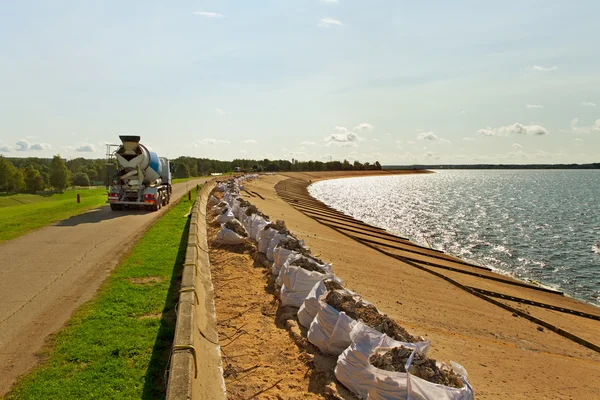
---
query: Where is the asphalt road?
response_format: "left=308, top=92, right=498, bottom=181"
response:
left=0, top=178, right=211, bottom=396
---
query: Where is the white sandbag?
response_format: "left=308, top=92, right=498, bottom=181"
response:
left=407, top=361, right=474, bottom=400
left=307, top=290, right=360, bottom=356
left=214, top=227, right=246, bottom=245
left=266, top=233, right=288, bottom=262
left=243, top=214, right=269, bottom=241
left=230, top=199, right=242, bottom=219
left=272, top=248, right=301, bottom=278
left=257, top=228, right=277, bottom=254
left=335, top=323, right=431, bottom=400
left=208, top=195, right=219, bottom=207
left=280, top=270, right=334, bottom=308
left=214, top=183, right=226, bottom=192
left=298, top=278, right=342, bottom=328
left=213, top=209, right=235, bottom=224
left=210, top=202, right=229, bottom=216
left=279, top=256, right=335, bottom=308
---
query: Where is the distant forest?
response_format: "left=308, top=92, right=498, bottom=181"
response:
left=0, top=155, right=382, bottom=193
left=385, top=163, right=600, bottom=170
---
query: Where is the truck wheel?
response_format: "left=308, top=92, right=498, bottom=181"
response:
left=110, top=204, right=122, bottom=211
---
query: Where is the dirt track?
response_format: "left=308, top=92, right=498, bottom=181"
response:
left=0, top=179, right=210, bottom=396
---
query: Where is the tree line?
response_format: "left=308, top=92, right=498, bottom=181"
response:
left=170, top=157, right=382, bottom=178
left=0, top=154, right=382, bottom=193
left=0, top=155, right=105, bottom=193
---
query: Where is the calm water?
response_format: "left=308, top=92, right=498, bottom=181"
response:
left=309, top=170, right=600, bottom=306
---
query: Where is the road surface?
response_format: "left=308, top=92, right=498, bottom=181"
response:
left=0, top=178, right=211, bottom=396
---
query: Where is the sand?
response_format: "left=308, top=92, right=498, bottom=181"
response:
left=230, top=171, right=600, bottom=400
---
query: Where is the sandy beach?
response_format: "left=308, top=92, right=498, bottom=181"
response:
left=224, top=170, right=600, bottom=400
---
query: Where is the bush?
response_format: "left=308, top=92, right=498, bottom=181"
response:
left=72, top=172, right=91, bottom=186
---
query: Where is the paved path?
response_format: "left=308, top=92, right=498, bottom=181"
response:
left=0, top=178, right=211, bottom=396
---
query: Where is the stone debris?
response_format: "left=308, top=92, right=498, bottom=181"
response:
left=224, top=219, right=248, bottom=237
left=264, top=220, right=289, bottom=234
left=324, top=279, right=344, bottom=292
left=325, top=291, right=418, bottom=343
left=237, top=198, right=252, bottom=208
left=290, top=257, right=327, bottom=273
left=244, top=204, right=269, bottom=220
left=369, top=348, right=464, bottom=389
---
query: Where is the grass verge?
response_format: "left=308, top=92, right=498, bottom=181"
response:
left=0, top=188, right=108, bottom=243
left=6, top=188, right=199, bottom=400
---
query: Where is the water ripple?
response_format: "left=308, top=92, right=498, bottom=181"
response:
left=309, top=170, right=600, bottom=306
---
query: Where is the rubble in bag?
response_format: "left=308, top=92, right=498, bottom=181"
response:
left=264, top=220, right=289, bottom=234
left=325, top=291, right=418, bottom=343
left=224, top=220, right=248, bottom=238
left=290, top=257, right=327, bottom=273
left=238, top=198, right=252, bottom=208
left=244, top=204, right=269, bottom=220
left=370, top=348, right=464, bottom=389
left=220, top=206, right=230, bottom=215
left=324, top=279, right=344, bottom=292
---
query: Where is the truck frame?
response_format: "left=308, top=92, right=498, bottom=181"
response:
left=105, top=137, right=172, bottom=211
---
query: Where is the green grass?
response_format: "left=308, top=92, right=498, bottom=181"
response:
left=171, top=175, right=211, bottom=184
left=0, top=188, right=108, bottom=243
left=6, top=189, right=198, bottom=400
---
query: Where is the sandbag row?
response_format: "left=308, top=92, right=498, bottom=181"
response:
left=209, top=176, right=474, bottom=400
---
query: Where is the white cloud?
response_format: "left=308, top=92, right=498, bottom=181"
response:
left=574, top=138, right=584, bottom=145
left=477, top=123, right=548, bottom=136
left=15, top=140, right=30, bottom=151
left=324, top=126, right=363, bottom=147
left=242, top=139, right=258, bottom=144
left=354, top=122, right=373, bottom=131
left=461, top=110, right=466, bottom=115
left=75, top=143, right=96, bottom=152
left=417, top=131, right=451, bottom=144
left=215, top=108, right=231, bottom=116
left=418, top=131, right=438, bottom=141
left=193, top=12, right=224, bottom=18
left=526, top=104, right=544, bottom=109
left=580, top=101, right=596, bottom=107
left=197, top=138, right=231, bottom=146
left=462, top=137, right=475, bottom=141
left=30, top=143, right=52, bottom=151
left=319, top=17, right=343, bottom=27
left=5, top=140, right=53, bottom=152
left=407, top=140, right=416, bottom=145
left=528, top=65, right=558, bottom=72
left=570, top=118, right=600, bottom=134
left=512, top=143, right=523, bottom=149
left=301, top=141, right=317, bottom=146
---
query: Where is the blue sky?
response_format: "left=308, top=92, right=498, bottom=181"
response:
left=1, top=0, right=599, bottom=164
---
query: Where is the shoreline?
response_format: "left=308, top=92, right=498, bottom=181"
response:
left=305, top=170, right=600, bottom=310
left=242, top=171, right=600, bottom=399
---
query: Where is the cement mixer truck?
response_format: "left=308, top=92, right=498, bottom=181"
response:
left=107, top=136, right=172, bottom=211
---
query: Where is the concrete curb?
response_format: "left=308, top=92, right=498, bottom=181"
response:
left=166, top=180, right=227, bottom=400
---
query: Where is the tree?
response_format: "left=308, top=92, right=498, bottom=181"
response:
left=173, top=163, right=190, bottom=179
left=49, top=155, right=71, bottom=190
left=24, top=165, right=45, bottom=193
left=0, top=156, right=14, bottom=192
left=8, top=167, right=25, bottom=192
left=72, top=172, right=91, bottom=186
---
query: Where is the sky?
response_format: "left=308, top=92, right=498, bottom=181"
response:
left=1, top=0, right=599, bottom=165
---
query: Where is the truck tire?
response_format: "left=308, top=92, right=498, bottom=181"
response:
left=110, top=204, right=122, bottom=211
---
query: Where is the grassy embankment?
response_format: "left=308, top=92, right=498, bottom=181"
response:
left=6, top=188, right=198, bottom=400
left=0, top=188, right=108, bottom=243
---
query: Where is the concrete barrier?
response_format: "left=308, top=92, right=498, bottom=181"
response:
left=166, top=180, right=227, bottom=400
